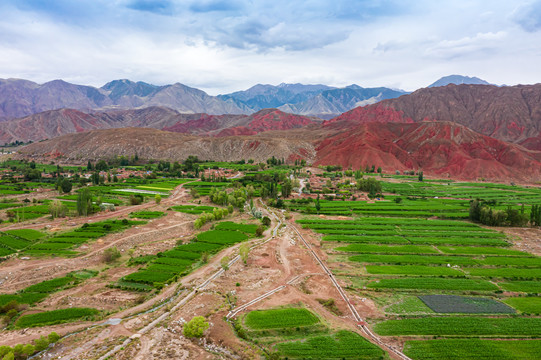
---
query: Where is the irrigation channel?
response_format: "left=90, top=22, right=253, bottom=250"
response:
left=286, top=215, right=412, bottom=360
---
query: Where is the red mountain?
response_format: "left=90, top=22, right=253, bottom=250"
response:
left=315, top=119, right=541, bottom=181
left=324, top=105, right=414, bottom=127
left=371, top=83, right=541, bottom=148
left=215, top=109, right=316, bottom=137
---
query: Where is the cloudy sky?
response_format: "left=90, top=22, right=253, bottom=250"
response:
left=0, top=0, right=540, bottom=94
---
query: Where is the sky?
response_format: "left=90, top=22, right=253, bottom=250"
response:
left=0, top=0, right=540, bottom=95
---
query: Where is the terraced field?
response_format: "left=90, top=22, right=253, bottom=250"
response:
left=116, top=221, right=258, bottom=291
left=298, top=209, right=541, bottom=359
left=22, top=219, right=145, bottom=257
left=239, top=307, right=384, bottom=359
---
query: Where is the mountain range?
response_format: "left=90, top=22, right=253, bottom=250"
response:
left=0, top=107, right=319, bottom=144
left=6, top=74, right=541, bottom=182
left=0, top=75, right=486, bottom=121
left=19, top=108, right=541, bottom=182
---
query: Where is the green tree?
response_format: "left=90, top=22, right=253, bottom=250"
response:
left=76, top=188, right=93, bottom=216
left=183, top=316, right=209, bottom=338
left=261, top=216, right=271, bottom=227
left=220, top=256, right=230, bottom=271
left=418, top=171, right=424, bottom=182
left=155, top=194, right=161, bottom=204
left=315, top=194, right=321, bottom=214
left=281, top=179, right=292, bottom=198
left=22, top=344, right=35, bottom=357
left=95, top=160, right=108, bottom=171
left=239, top=243, right=250, bottom=265
left=49, top=199, right=67, bottom=219
left=59, top=178, right=72, bottom=193
left=2, top=351, right=14, bottom=360
left=33, top=336, right=49, bottom=351
left=0, top=347, right=12, bottom=358
left=255, top=225, right=264, bottom=237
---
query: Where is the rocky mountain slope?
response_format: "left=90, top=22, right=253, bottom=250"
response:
left=218, top=83, right=333, bottom=111
left=0, top=106, right=317, bottom=144
left=0, top=79, right=248, bottom=120
left=365, top=83, right=541, bottom=149
left=18, top=110, right=541, bottom=182
left=316, top=118, right=541, bottom=181
left=0, top=78, right=408, bottom=120
left=18, top=127, right=316, bottom=165
left=278, top=85, right=407, bottom=119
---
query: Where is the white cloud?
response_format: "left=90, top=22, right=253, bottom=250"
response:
left=0, top=0, right=540, bottom=94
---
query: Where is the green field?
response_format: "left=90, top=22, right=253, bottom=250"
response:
left=275, top=330, right=385, bottom=359
left=366, top=278, right=499, bottom=291
left=197, top=230, right=249, bottom=245
left=374, top=317, right=541, bottom=336
left=15, top=307, right=99, bottom=328
left=366, top=265, right=464, bottom=277
left=215, top=221, right=259, bottom=235
left=129, top=210, right=165, bottom=219
left=336, top=244, right=439, bottom=254
left=385, top=296, right=434, bottom=315
left=116, top=223, right=254, bottom=290
left=404, top=339, right=541, bottom=360
left=4, top=229, right=46, bottom=241
left=419, top=295, right=515, bottom=314
left=171, top=204, right=217, bottom=214
left=504, top=297, right=541, bottom=314
left=244, top=308, right=320, bottom=329
left=350, top=254, right=479, bottom=266
left=500, top=282, right=541, bottom=293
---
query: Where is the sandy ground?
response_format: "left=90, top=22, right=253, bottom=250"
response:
left=1, top=199, right=395, bottom=360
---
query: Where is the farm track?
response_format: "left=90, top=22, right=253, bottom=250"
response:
left=62, top=200, right=285, bottom=360
left=0, top=180, right=195, bottom=232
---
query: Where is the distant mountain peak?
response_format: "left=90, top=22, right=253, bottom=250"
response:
left=428, top=75, right=491, bottom=88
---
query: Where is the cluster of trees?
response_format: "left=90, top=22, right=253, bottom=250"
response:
left=356, top=178, right=383, bottom=199
left=0, top=332, right=60, bottom=360
left=193, top=207, right=232, bottom=229
left=55, top=176, right=72, bottom=193
left=87, top=160, right=109, bottom=172
left=469, top=200, right=529, bottom=227
left=209, top=186, right=251, bottom=208
left=266, top=156, right=285, bottom=166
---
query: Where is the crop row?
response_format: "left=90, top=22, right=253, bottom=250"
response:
left=129, top=210, right=165, bottom=219
left=15, top=307, right=99, bottom=328
left=350, top=254, right=541, bottom=268
left=244, top=308, right=320, bottom=330
left=118, top=222, right=254, bottom=289
left=336, top=244, right=529, bottom=257
left=366, top=278, right=499, bottom=291
left=171, top=205, right=217, bottom=214
left=374, top=317, right=541, bottom=336
left=275, top=330, right=385, bottom=359
left=404, top=339, right=541, bottom=360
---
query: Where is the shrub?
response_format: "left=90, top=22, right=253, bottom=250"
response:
left=103, top=247, right=121, bottom=263
left=183, top=316, right=209, bottom=338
